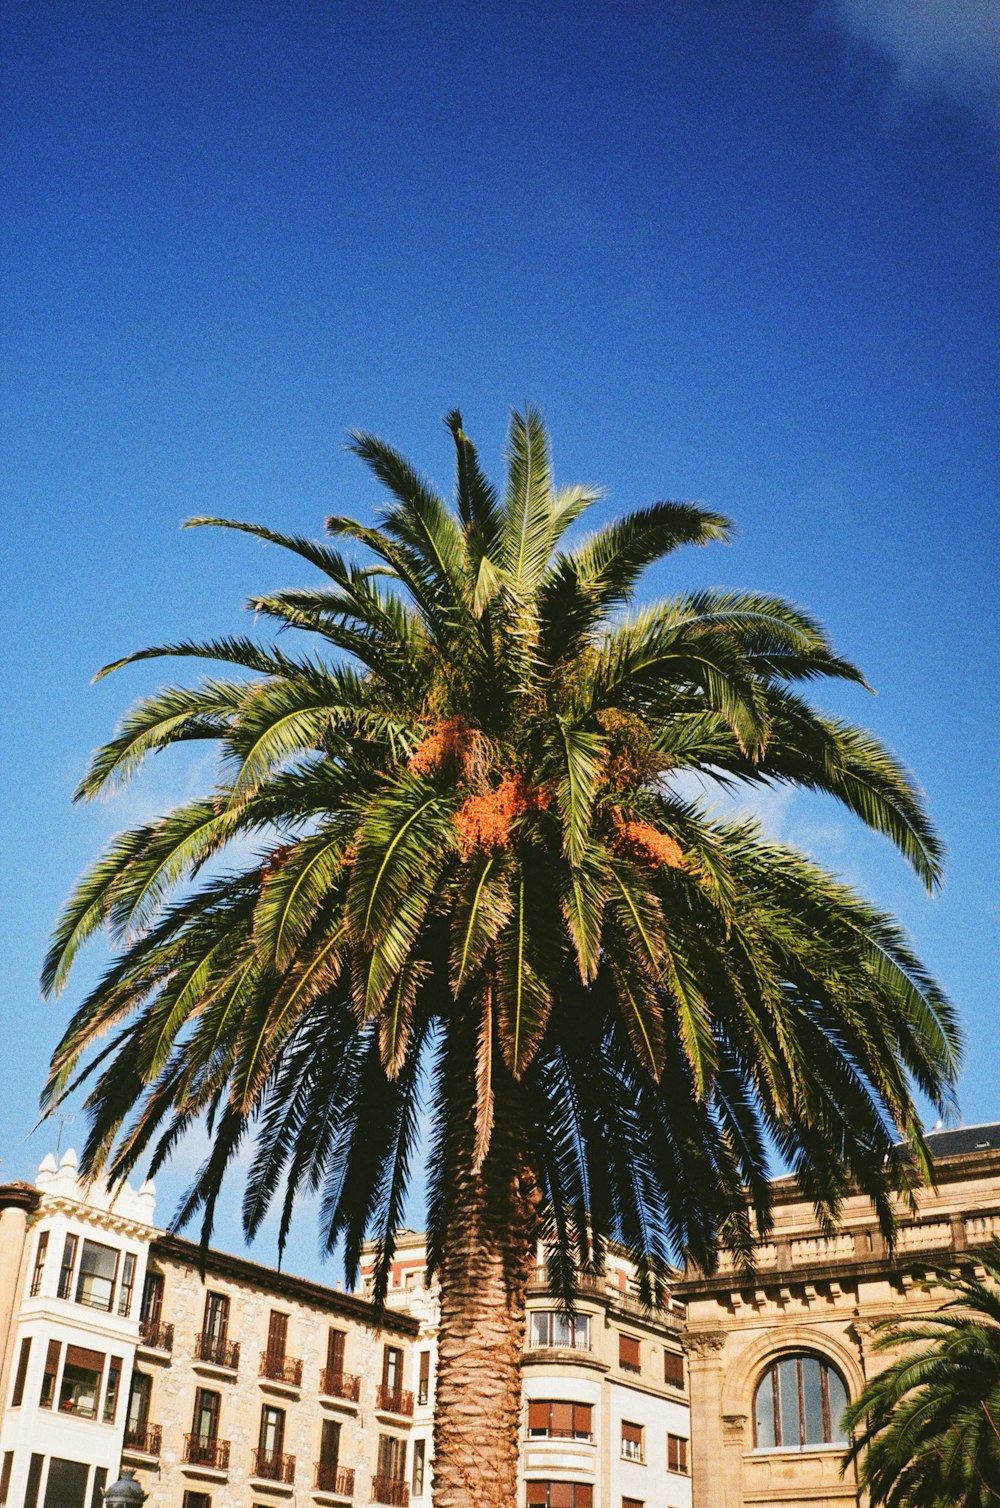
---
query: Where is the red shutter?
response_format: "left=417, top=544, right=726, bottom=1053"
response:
left=574, top=1403, right=592, bottom=1436
left=550, top=1486, right=574, bottom=1508
left=621, top=1421, right=642, bottom=1446
left=575, top=1488, right=592, bottom=1508
left=528, top=1401, right=549, bottom=1431
left=526, top=1486, right=548, bottom=1506
left=619, top=1334, right=641, bottom=1370
left=664, top=1350, right=685, bottom=1387
left=550, top=1402, right=574, bottom=1436
left=327, top=1328, right=345, bottom=1372
left=267, top=1311, right=288, bottom=1359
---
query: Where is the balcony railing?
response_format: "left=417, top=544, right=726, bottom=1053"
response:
left=138, top=1318, right=174, bottom=1352
left=251, top=1448, right=295, bottom=1484
left=320, top=1368, right=361, bottom=1402
left=372, top=1476, right=409, bottom=1506
left=123, top=1420, right=162, bottom=1455
left=315, top=1462, right=355, bottom=1495
left=376, top=1384, right=414, bottom=1416
left=259, top=1351, right=303, bottom=1386
left=183, top=1435, right=231, bottom=1470
left=196, top=1332, right=240, bottom=1370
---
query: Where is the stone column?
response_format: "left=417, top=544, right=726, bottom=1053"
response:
left=685, top=1329, right=729, bottom=1508
left=0, top=1183, right=40, bottom=1404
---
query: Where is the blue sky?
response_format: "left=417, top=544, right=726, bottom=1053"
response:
left=3, top=0, right=998, bottom=1283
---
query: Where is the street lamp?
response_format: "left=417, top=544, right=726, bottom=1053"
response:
left=102, top=1469, right=148, bottom=1507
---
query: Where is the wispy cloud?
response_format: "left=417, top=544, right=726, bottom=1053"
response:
left=826, top=0, right=1000, bottom=133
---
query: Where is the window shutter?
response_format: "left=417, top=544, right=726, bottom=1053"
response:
left=621, top=1421, right=642, bottom=1446
left=664, top=1350, right=685, bottom=1388
left=551, top=1402, right=575, bottom=1435
left=550, top=1486, right=574, bottom=1508
left=267, top=1311, right=288, bottom=1358
left=575, top=1403, right=592, bottom=1435
left=525, top=1487, right=547, bottom=1507
left=618, top=1334, right=640, bottom=1370
left=528, top=1401, right=549, bottom=1431
left=65, top=1344, right=104, bottom=1372
left=327, top=1328, right=345, bottom=1372
left=576, top=1489, right=593, bottom=1508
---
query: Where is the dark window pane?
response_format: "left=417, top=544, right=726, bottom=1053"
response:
left=827, top=1366, right=848, bottom=1444
left=777, top=1357, right=799, bottom=1447
left=801, top=1356, right=824, bottom=1444
left=754, top=1366, right=776, bottom=1447
left=24, top=1456, right=43, bottom=1508
left=43, top=1459, right=89, bottom=1508
left=90, top=1470, right=107, bottom=1508
left=11, top=1338, right=31, bottom=1408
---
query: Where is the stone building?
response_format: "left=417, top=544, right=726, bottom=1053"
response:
left=676, top=1123, right=1000, bottom=1508
left=359, top=1230, right=693, bottom=1508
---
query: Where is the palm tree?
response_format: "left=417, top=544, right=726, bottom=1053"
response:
left=43, top=407, right=958, bottom=1507
left=843, top=1242, right=1000, bottom=1506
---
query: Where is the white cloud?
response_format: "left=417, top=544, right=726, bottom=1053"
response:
left=827, top=0, right=1000, bottom=131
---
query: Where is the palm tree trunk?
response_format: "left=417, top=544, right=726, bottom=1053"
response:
left=432, top=1057, right=539, bottom=1508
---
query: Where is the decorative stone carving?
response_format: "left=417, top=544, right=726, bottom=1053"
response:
left=685, top=1328, right=727, bottom=1356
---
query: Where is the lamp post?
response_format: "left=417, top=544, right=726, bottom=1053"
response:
left=102, top=1469, right=148, bottom=1507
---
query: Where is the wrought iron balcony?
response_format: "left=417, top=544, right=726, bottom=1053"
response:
left=320, top=1367, right=361, bottom=1402
left=138, top=1318, right=174, bottom=1352
left=259, top=1350, right=303, bottom=1386
left=183, top=1434, right=230, bottom=1470
left=375, top=1384, right=414, bottom=1416
left=251, top=1448, right=295, bottom=1484
left=315, top=1462, right=355, bottom=1495
left=196, top=1332, right=240, bottom=1370
left=372, top=1476, right=409, bottom=1506
left=123, top=1420, right=162, bottom=1455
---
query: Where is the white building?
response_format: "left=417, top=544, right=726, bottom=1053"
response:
left=359, top=1232, right=693, bottom=1508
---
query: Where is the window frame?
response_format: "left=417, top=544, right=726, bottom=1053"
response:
left=752, top=1352, right=848, bottom=1452
left=620, top=1420, right=644, bottom=1462
left=527, top=1400, right=593, bottom=1440
left=667, top=1433, right=688, bottom=1474
left=528, top=1310, right=591, bottom=1350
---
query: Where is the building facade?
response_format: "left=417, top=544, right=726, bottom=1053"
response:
left=359, top=1231, right=693, bottom=1508
left=676, top=1124, right=1000, bottom=1508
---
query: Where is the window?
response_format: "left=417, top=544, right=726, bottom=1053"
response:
left=377, top=1434, right=406, bottom=1482
left=57, top=1234, right=78, bottom=1300
left=327, top=1327, right=346, bottom=1374
left=621, top=1421, right=644, bottom=1462
left=529, top=1311, right=590, bottom=1349
left=140, top=1270, right=163, bottom=1325
left=75, top=1240, right=118, bottom=1310
left=526, top=1485, right=593, bottom=1507
left=753, top=1354, right=848, bottom=1450
left=192, top=1388, right=221, bottom=1443
left=30, top=1231, right=48, bottom=1296
left=0, top=1452, right=12, bottom=1506
left=618, top=1334, right=641, bottom=1373
left=258, top=1404, right=286, bottom=1457
left=663, top=1350, right=685, bottom=1389
left=418, top=1348, right=431, bottom=1405
left=527, top=1401, right=593, bottom=1440
left=622, top=1500, right=644, bottom=1508
left=203, top=1291, right=230, bottom=1340
left=182, top=1496, right=212, bottom=1508
left=42, top=1459, right=89, bottom=1508
left=127, top=1372, right=152, bottom=1435
left=117, top=1253, right=136, bottom=1316
left=667, top=1434, right=688, bottom=1474
left=58, top=1345, right=104, bottom=1417
left=320, top=1418, right=341, bottom=1467
left=383, top=1344, right=403, bottom=1391
left=412, top=1440, right=426, bottom=1496
left=103, top=1356, right=123, bottom=1423
left=89, top=1469, right=107, bottom=1508
left=40, top=1338, right=62, bottom=1408
left=266, top=1310, right=288, bottom=1361
left=24, top=1456, right=43, bottom=1508
left=11, top=1337, right=31, bottom=1407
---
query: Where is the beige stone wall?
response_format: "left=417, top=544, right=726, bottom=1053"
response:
left=678, top=1143, right=1000, bottom=1508
left=130, top=1239, right=418, bottom=1504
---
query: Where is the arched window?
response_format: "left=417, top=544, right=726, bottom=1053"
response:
left=753, top=1353, right=848, bottom=1450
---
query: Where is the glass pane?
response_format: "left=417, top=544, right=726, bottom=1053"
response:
left=826, top=1365, right=848, bottom=1444
left=530, top=1312, right=549, bottom=1347
left=573, top=1315, right=589, bottom=1348
left=778, top=1357, right=800, bottom=1447
left=75, top=1241, right=117, bottom=1310
left=551, top=1313, right=572, bottom=1347
left=754, top=1368, right=776, bottom=1447
left=801, top=1356, right=824, bottom=1444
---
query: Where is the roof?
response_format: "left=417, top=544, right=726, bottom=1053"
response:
left=925, top=1122, right=1000, bottom=1159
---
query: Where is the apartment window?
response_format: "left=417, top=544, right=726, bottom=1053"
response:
left=753, top=1353, right=848, bottom=1450
left=182, top=1496, right=211, bottom=1508
left=57, top=1233, right=78, bottom=1299
left=621, top=1421, right=644, bottom=1462
left=258, top=1404, right=286, bottom=1458
left=382, top=1344, right=403, bottom=1392
left=320, top=1418, right=341, bottom=1469
left=90, top=1470, right=108, bottom=1508
left=58, top=1344, right=104, bottom=1417
left=40, top=1338, right=62, bottom=1408
left=0, top=1451, right=12, bottom=1506
left=618, top=1334, right=641, bottom=1373
left=418, top=1348, right=431, bottom=1405
left=377, top=1434, right=407, bottom=1482
left=667, top=1434, right=688, bottom=1474
left=526, top=1484, right=593, bottom=1507
left=24, top=1456, right=43, bottom=1508
left=267, top=1310, right=288, bottom=1361
left=528, top=1401, right=593, bottom=1440
left=663, top=1350, right=685, bottom=1389
left=29, top=1231, right=49, bottom=1296
left=140, top=1270, right=164, bottom=1325
left=43, top=1459, right=89, bottom=1508
left=203, top=1291, right=230, bottom=1340
left=75, top=1239, right=118, bottom=1310
left=412, top=1440, right=426, bottom=1496
left=529, top=1311, right=590, bottom=1349
left=117, top=1252, right=136, bottom=1316
left=11, top=1337, right=31, bottom=1407
left=327, top=1327, right=346, bottom=1374
left=127, top=1372, right=152, bottom=1436
left=192, top=1388, right=221, bottom=1444
left=622, top=1499, right=644, bottom=1508
left=102, top=1355, right=123, bottom=1424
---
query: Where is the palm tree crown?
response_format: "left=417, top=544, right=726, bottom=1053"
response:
left=43, top=406, right=958, bottom=1300
left=843, top=1242, right=1000, bottom=1506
